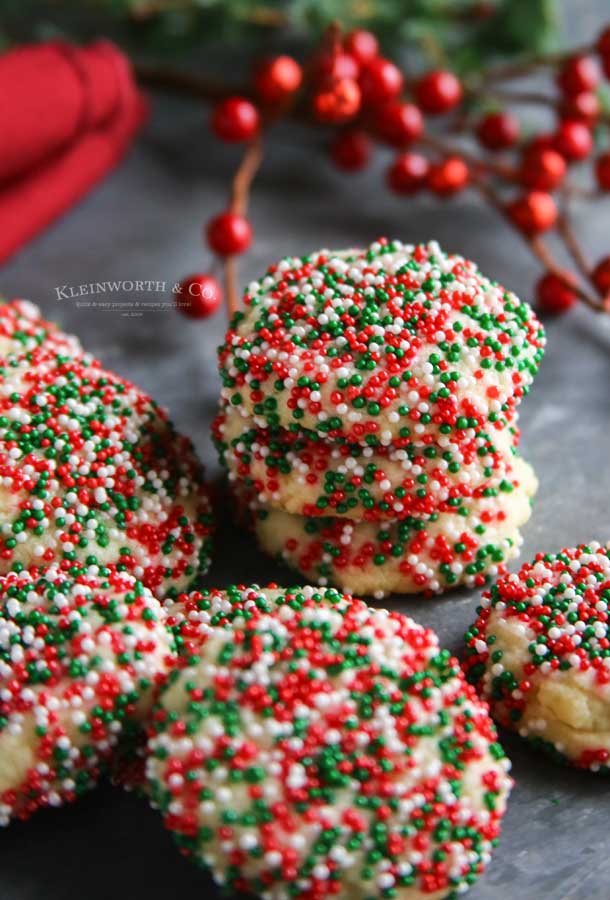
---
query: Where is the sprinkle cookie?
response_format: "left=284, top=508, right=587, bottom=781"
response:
left=215, top=400, right=519, bottom=522
left=0, top=564, right=174, bottom=825
left=0, top=343, right=214, bottom=599
left=218, top=239, right=545, bottom=447
left=0, top=300, right=82, bottom=359
left=147, top=584, right=512, bottom=900
left=217, top=240, right=543, bottom=596
left=241, top=457, right=536, bottom=598
left=464, top=542, right=610, bottom=772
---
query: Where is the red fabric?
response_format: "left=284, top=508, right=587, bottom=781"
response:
left=0, top=40, right=147, bottom=264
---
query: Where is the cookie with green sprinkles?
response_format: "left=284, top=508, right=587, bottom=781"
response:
left=218, top=239, right=545, bottom=447
left=239, top=457, right=536, bottom=599
left=0, top=300, right=82, bottom=359
left=464, top=541, right=610, bottom=772
left=215, top=399, right=520, bottom=522
left=146, top=583, right=512, bottom=900
left=0, top=563, right=175, bottom=825
left=0, top=343, right=214, bottom=600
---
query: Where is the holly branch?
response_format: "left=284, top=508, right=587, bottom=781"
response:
left=141, top=22, right=610, bottom=320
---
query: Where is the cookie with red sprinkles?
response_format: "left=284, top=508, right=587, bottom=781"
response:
left=464, top=542, right=610, bottom=772
left=146, top=584, right=512, bottom=900
left=0, top=300, right=82, bottom=359
left=215, top=399, right=520, bottom=522
left=0, top=564, right=175, bottom=825
left=0, top=342, right=214, bottom=600
left=218, top=239, right=545, bottom=447
left=240, top=457, right=536, bottom=598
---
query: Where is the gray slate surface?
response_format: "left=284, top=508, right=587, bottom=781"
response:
left=2, top=22, right=610, bottom=900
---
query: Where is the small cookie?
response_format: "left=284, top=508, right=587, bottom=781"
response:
left=218, top=239, right=545, bottom=447
left=215, top=399, right=520, bottom=521
left=243, top=457, right=537, bottom=598
left=0, top=564, right=174, bottom=824
left=0, top=345, right=214, bottom=599
left=465, top=542, right=610, bottom=772
left=147, top=584, right=512, bottom=900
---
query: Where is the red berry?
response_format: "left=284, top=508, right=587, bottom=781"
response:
left=386, top=152, right=429, bottom=194
left=508, top=191, right=557, bottom=234
left=310, top=50, right=359, bottom=84
left=536, top=272, right=577, bottom=315
left=254, top=56, right=302, bottom=104
left=560, top=91, right=600, bottom=123
left=359, top=57, right=404, bottom=104
left=476, top=111, right=519, bottom=150
left=554, top=119, right=593, bottom=161
left=330, top=130, right=371, bottom=171
left=557, top=54, right=600, bottom=96
left=313, top=78, right=361, bottom=123
left=520, top=147, right=566, bottom=190
left=344, top=29, right=379, bottom=64
left=593, top=256, right=610, bottom=296
left=595, top=152, right=610, bottom=190
left=206, top=212, right=252, bottom=256
left=211, top=97, right=259, bottom=142
left=427, top=156, right=469, bottom=195
left=597, top=26, right=610, bottom=57
left=177, top=274, right=223, bottom=319
left=374, top=101, right=423, bottom=146
left=415, top=70, right=462, bottom=114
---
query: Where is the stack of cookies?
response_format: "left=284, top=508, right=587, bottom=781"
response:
left=215, top=239, right=545, bottom=597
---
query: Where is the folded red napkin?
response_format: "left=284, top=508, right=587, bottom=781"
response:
left=0, top=40, right=147, bottom=264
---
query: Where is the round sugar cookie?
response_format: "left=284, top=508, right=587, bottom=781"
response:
left=0, top=564, right=174, bottom=825
left=218, top=239, right=545, bottom=447
left=146, top=584, right=512, bottom=900
left=0, top=344, right=214, bottom=599
left=215, top=399, right=520, bottom=522
left=0, top=300, right=82, bottom=358
left=465, top=542, right=610, bottom=772
left=240, top=457, right=537, bottom=598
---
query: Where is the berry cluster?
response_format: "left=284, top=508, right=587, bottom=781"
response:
left=172, top=22, right=610, bottom=322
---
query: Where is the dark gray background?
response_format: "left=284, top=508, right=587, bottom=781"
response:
left=2, top=3, right=610, bottom=897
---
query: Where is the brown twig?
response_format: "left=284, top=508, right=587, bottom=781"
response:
left=471, top=175, right=604, bottom=312
left=473, top=43, right=594, bottom=84
left=556, top=208, right=592, bottom=285
left=133, top=62, right=249, bottom=102
left=224, top=137, right=264, bottom=315
left=529, top=236, right=602, bottom=312
left=230, top=137, right=264, bottom=216
left=225, top=257, right=240, bottom=318
left=472, top=87, right=557, bottom=106
left=419, top=133, right=518, bottom=181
